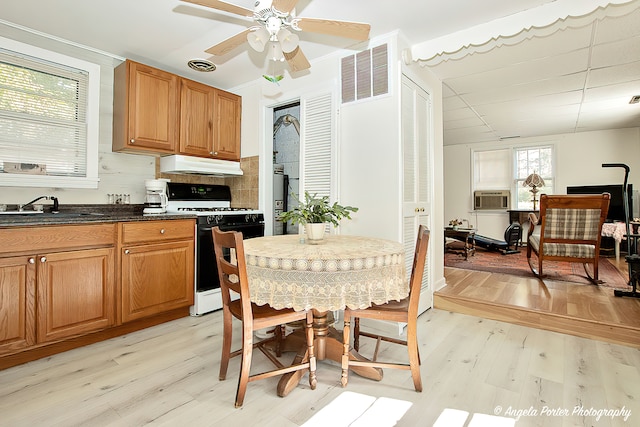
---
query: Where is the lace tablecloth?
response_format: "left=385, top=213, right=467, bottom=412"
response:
left=243, top=234, right=407, bottom=312
left=601, top=222, right=626, bottom=243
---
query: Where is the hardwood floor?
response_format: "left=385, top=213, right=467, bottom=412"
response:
left=438, top=258, right=640, bottom=348
left=1, top=304, right=639, bottom=426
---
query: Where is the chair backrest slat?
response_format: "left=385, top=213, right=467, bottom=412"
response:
left=212, top=227, right=252, bottom=320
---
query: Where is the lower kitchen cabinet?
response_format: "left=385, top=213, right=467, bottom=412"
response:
left=0, top=219, right=195, bottom=368
left=0, top=256, right=36, bottom=354
left=120, top=220, right=195, bottom=322
left=36, top=248, right=115, bottom=343
left=0, top=224, right=116, bottom=355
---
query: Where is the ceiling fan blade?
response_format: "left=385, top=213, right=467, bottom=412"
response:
left=295, top=17, right=371, bottom=41
left=272, top=0, right=299, bottom=14
left=205, top=28, right=252, bottom=56
left=180, top=0, right=254, bottom=18
left=284, top=46, right=311, bottom=72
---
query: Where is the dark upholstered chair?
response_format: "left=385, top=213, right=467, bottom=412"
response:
left=526, top=194, right=610, bottom=284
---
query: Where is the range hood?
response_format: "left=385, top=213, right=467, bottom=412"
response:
left=160, top=155, right=243, bottom=176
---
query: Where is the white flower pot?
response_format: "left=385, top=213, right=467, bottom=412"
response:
left=305, top=223, right=326, bottom=243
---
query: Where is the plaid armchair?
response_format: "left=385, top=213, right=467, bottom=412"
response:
left=527, top=194, right=611, bottom=284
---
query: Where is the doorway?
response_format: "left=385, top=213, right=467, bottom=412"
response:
left=272, top=101, right=300, bottom=235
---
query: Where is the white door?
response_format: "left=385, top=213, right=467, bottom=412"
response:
left=402, top=75, right=433, bottom=312
left=298, top=90, right=337, bottom=234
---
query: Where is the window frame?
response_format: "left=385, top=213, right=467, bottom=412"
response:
left=0, top=36, right=100, bottom=189
left=472, top=143, right=556, bottom=210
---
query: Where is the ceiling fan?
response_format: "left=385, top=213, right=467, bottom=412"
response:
left=181, top=0, right=371, bottom=73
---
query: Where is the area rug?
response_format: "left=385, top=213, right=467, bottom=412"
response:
left=445, top=246, right=631, bottom=289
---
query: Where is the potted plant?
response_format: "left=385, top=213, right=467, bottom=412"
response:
left=279, top=191, right=358, bottom=242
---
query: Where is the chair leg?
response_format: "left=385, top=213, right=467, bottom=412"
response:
left=235, top=326, right=253, bottom=408
left=219, top=309, right=233, bottom=381
left=353, top=317, right=360, bottom=352
left=306, top=311, right=317, bottom=390
left=406, top=323, right=422, bottom=392
left=341, top=312, right=351, bottom=387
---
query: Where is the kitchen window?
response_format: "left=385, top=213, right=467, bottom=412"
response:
left=0, top=37, right=100, bottom=188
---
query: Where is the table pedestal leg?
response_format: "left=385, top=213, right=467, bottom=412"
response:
left=276, top=310, right=383, bottom=397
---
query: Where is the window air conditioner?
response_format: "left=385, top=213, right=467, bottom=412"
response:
left=474, top=190, right=510, bottom=210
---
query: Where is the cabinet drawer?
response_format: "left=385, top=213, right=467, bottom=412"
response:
left=120, top=219, right=195, bottom=244
left=0, top=224, right=116, bottom=256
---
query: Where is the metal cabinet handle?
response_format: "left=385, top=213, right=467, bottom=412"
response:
left=29, top=258, right=35, bottom=264
left=40, top=256, right=46, bottom=263
left=124, top=249, right=130, bottom=254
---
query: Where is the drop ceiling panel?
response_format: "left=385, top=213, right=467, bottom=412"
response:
left=587, top=61, right=640, bottom=87
left=593, top=7, right=640, bottom=44
left=590, top=36, right=640, bottom=68
left=443, top=49, right=590, bottom=94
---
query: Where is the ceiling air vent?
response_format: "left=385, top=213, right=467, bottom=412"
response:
left=187, top=59, right=216, bottom=72
left=630, top=95, right=640, bottom=104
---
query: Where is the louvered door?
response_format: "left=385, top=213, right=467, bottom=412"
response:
left=299, top=91, right=336, bottom=234
left=402, top=75, right=433, bottom=313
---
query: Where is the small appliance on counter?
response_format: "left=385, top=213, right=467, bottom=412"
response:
left=143, top=179, right=169, bottom=214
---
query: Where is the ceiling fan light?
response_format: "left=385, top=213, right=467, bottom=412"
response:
left=247, top=27, right=269, bottom=52
left=267, top=41, right=285, bottom=62
left=277, top=28, right=299, bottom=53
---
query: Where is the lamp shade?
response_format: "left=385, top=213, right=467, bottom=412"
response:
left=247, top=27, right=269, bottom=52
left=277, top=28, right=299, bottom=53
left=523, top=172, right=545, bottom=188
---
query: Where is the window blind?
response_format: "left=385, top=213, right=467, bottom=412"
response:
left=0, top=48, right=89, bottom=177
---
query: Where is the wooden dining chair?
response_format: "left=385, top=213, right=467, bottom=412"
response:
left=341, top=225, right=430, bottom=392
left=212, top=227, right=317, bottom=407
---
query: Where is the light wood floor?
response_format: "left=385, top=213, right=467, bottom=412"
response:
left=1, top=304, right=639, bottom=426
left=438, top=258, right=640, bottom=348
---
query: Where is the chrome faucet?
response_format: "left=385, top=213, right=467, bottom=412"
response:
left=19, top=196, right=59, bottom=213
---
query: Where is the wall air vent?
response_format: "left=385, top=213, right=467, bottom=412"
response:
left=474, top=190, right=510, bottom=210
left=341, top=44, right=388, bottom=104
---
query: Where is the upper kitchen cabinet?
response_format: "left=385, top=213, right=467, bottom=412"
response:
left=179, top=78, right=215, bottom=158
left=212, top=89, right=242, bottom=161
left=113, top=59, right=241, bottom=161
left=113, top=60, right=179, bottom=154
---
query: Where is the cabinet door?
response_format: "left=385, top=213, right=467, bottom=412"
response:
left=0, top=256, right=36, bottom=355
left=36, top=248, right=115, bottom=343
left=121, top=240, right=194, bottom=322
left=125, top=61, right=178, bottom=153
left=213, top=89, right=241, bottom=161
left=179, top=79, right=215, bottom=157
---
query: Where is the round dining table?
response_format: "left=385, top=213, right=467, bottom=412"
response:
left=243, top=233, right=407, bottom=396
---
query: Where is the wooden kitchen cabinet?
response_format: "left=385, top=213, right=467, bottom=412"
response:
left=36, top=248, right=115, bottom=343
left=212, top=88, right=242, bottom=161
left=179, top=78, right=215, bottom=158
left=113, top=59, right=179, bottom=154
left=113, top=59, right=241, bottom=160
left=0, top=256, right=36, bottom=354
left=120, top=220, right=194, bottom=323
left=0, top=224, right=116, bottom=355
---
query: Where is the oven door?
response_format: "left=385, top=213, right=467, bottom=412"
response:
left=197, top=222, right=265, bottom=292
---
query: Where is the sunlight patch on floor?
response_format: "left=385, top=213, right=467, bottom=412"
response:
left=301, top=391, right=412, bottom=427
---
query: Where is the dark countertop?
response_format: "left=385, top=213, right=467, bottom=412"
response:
left=0, top=204, right=196, bottom=227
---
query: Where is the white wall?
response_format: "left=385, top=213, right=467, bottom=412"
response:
left=444, top=128, right=640, bottom=240
left=0, top=23, right=157, bottom=206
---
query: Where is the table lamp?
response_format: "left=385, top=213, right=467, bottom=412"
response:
left=523, top=172, right=545, bottom=210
